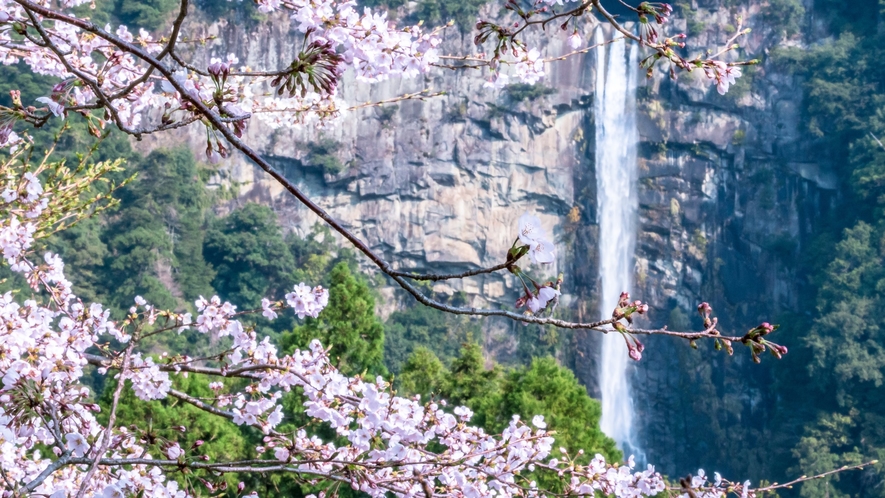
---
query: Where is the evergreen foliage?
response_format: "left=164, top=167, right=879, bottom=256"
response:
left=105, top=147, right=214, bottom=311
left=204, top=203, right=298, bottom=311
left=399, top=343, right=622, bottom=463
left=359, top=0, right=487, bottom=29
left=765, top=2, right=885, bottom=491
left=384, top=297, right=479, bottom=375
left=413, top=0, right=489, bottom=30
left=763, top=0, right=804, bottom=37
left=496, top=356, right=620, bottom=459
left=505, top=83, right=557, bottom=103
left=305, top=138, right=346, bottom=174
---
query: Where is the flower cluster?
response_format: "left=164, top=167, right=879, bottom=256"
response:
left=677, top=468, right=755, bottom=498
left=614, top=291, right=650, bottom=322
left=260, top=0, right=442, bottom=81
left=516, top=283, right=561, bottom=314
left=695, top=302, right=787, bottom=362
left=704, top=60, right=743, bottom=95
left=516, top=212, right=556, bottom=265
left=285, top=283, right=329, bottom=319
left=509, top=213, right=562, bottom=315
left=0, top=0, right=755, bottom=159
left=122, top=353, right=172, bottom=400
left=637, top=2, right=673, bottom=45
left=194, top=295, right=237, bottom=332
left=0, top=0, right=447, bottom=151
left=611, top=292, right=649, bottom=361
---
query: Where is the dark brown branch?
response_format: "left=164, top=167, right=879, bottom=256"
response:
left=74, top=343, right=134, bottom=498
left=103, top=0, right=190, bottom=101
left=389, top=261, right=513, bottom=282
left=158, top=0, right=189, bottom=59
left=510, top=1, right=592, bottom=39
left=168, top=388, right=238, bottom=420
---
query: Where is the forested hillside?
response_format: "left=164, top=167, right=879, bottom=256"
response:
left=766, top=2, right=885, bottom=494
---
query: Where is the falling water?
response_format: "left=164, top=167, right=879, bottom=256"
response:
left=593, top=28, right=642, bottom=458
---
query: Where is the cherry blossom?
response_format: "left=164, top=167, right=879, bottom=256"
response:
left=64, top=433, right=89, bottom=457
left=483, top=72, right=511, bottom=90
left=529, top=237, right=557, bottom=264
left=35, top=97, right=64, bottom=117
left=285, top=283, right=329, bottom=319
left=165, top=443, right=183, bottom=460
left=516, top=212, right=557, bottom=265
left=0, top=167, right=828, bottom=498
left=518, top=212, right=547, bottom=246
left=568, top=31, right=583, bottom=50
left=705, top=60, right=743, bottom=95
left=261, top=297, right=279, bottom=320
left=0, top=165, right=683, bottom=497
left=514, top=47, right=545, bottom=85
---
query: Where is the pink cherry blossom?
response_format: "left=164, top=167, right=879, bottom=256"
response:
left=568, top=31, right=582, bottom=50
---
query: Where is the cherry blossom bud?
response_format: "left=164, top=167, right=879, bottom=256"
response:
left=697, top=302, right=712, bottom=316
left=628, top=347, right=642, bottom=361
left=207, top=61, right=230, bottom=79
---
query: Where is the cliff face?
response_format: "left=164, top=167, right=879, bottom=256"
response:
left=160, top=11, right=601, bottom=357
left=154, top=0, right=829, bottom=478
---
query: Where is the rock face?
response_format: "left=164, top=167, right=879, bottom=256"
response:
left=153, top=0, right=829, bottom=479
left=160, top=9, right=602, bottom=358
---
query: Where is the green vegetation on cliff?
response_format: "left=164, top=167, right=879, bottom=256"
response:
left=765, top=1, right=885, bottom=493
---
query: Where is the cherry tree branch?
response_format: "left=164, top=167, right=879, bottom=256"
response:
left=756, top=461, right=879, bottom=492
left=74, top=342, right=134, bottom=498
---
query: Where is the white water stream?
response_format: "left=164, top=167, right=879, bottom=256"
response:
left=593, top=28, right=642, bottom=458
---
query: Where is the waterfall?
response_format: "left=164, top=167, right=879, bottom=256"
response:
left=593, top=28, right=642, bottom=458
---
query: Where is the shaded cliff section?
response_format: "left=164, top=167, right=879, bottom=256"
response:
left=611, top=0, right=839, bottom=480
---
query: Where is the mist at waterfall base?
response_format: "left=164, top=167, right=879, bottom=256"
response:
left=593, top=28, right=644, bottom=462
